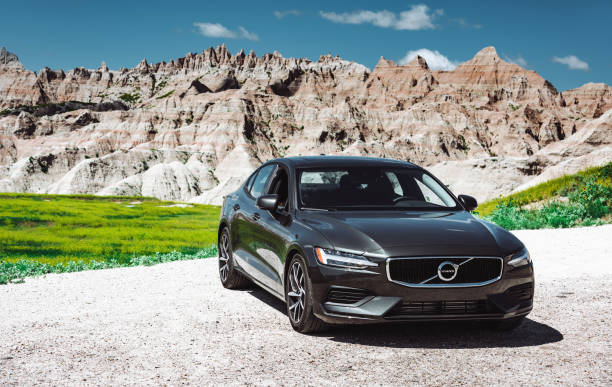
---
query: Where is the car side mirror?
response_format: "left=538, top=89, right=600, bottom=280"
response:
left=256, top=194, right=279, bottom=212
left=458, top=194, right=478, bottom=211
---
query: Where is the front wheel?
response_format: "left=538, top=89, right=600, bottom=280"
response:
left=285, top=254, right=326, bottom=333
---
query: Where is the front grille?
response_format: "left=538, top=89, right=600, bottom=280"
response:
left=326, top=287, right=371, bottom=305
left=385, top=300, right=493, bottom=319
left=387, top=257, right=503, bottom=287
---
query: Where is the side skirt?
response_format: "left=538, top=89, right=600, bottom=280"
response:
left=233, top=265, right=286, bottom=303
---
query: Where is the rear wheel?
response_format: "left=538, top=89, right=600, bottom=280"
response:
left=285, top=254, right=326, bottom=333
left=218, top=228, right=250, bottom=289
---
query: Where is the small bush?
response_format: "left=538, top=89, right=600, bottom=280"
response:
left=569, top=177, right=612, bottom=218
left=119, top=93, right=140, bottom=104
left=457, top=134, right=469, bottom=152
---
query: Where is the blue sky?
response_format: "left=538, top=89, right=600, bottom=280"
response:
left=2, top=0, right=610, bottom=90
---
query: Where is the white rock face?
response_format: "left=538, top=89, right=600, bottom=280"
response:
left=190, top=176, right=244, bottom=206
left=141, top=162, right=201, bottom=201
left=0, top=45, right=610, bottom=203
left=511, top=147, right=612, bottom=193
left=97, top=175, right=143, bottom=196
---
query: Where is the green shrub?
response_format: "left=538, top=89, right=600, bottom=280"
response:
left=119, top=92, right=140, bottom=103
left=457, top=134, right=469, bottom=152
left=485, top=177, right=611, bottom=230
left=569, top=177, right=612, bottom=218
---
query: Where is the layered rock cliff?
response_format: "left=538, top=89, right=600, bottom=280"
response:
left=0, top=45, right=610, bottom=203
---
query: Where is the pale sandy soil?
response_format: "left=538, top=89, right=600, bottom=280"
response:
left=1, top=225, right=611, bottom=385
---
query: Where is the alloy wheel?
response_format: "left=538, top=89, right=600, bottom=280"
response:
left=287, top=261, right=306, bottom=323
left=218, top=232, right=230, bottom=282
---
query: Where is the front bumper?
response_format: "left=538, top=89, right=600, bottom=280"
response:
left=307, top=253, right=535, bottom=325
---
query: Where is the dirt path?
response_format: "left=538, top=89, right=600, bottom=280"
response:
left=1, top=225, right=611, bottom=385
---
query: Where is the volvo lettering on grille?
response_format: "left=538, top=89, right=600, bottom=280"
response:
left=437, top=261, right=459, bottom=281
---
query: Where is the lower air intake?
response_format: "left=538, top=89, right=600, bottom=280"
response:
left=326, top=287, right=371, bottom=305
left=385, top=300, right=493, bottom=319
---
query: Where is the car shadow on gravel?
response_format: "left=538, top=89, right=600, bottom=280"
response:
left=247, top=288, right=563, bottom=349
left=246, top=287, right=288, bottom=314
left=323, top=319, right=563, bottom=349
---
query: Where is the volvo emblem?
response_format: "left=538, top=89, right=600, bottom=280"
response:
left=437, top=261, right=459, bottom=282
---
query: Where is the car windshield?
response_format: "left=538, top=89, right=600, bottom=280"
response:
left=297, top=167, right=459, bottom=211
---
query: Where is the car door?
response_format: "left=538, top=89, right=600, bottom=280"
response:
left=233, top=164, right=279, bottom=291
left=248, top=164, right=295, bottom=296
left=227, top=169, right=257, bottom=272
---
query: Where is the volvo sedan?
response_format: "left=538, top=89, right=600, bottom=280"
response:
left=217, top=156, right=534, bottom=333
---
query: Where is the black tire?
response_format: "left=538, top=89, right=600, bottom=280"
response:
left=285, top=254, right=326, bottom=334
left=490, top=316, right=525, bottom=331
left=218, top=227, right=251, bottom=289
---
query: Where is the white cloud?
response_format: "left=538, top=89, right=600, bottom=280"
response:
left=320, top=10, right=396, bottom=27
left=503, top=54, right=527, bottom=67
left=194, top=23, right=236, bottom=38
left=274, top=10, right=301, bottom=19
left=453, top=18, right=482, bottom=29
left=398, top=48, right=458, bottom=71
left=320, top=4, right=441, bottom=30
left=237, top=26, right=259, bottom=41
left=552, top=55, right=589, bottom=71
left=193, top=22, right=259, bottom=41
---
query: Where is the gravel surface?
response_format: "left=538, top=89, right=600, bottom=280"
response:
left=1, top=225, right=611, bottom=385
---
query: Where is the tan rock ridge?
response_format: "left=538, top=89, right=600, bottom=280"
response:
left=0, top=45, right=610, bottom=204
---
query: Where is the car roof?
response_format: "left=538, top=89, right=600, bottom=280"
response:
left=267, top=156, right=420, bottom=169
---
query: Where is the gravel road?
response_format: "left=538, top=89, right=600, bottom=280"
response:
left=2, top=225, right=611, bottom=385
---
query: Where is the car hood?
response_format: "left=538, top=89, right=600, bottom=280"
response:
left=301, top=210, right=523, bottom=258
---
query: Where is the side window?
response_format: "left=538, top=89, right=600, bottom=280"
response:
left=244, top=171, right=257, bottom=192
left=385, top=172, right=404, bottom=196
left=269, top=168, right=290, bottom=210
left=249, top=164, right=276, bottom=199
left=415, top=180, right=445, bottom=206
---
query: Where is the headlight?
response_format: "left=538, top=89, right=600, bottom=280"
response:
left=314, top=247, right=378, bottom=269
left=507, top=248, right=531, bottom=268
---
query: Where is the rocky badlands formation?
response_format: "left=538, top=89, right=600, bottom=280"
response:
left=0, top=45, right=610, bottom=204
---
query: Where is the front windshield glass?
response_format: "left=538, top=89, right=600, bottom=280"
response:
left=297, top=167, right=459, bottom=210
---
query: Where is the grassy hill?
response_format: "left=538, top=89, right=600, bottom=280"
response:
left=0, top=194, right=220, bottom=283
left=477, top=163, right=612, bottom=229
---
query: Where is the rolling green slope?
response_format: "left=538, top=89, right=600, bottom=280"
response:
left=477, top=163, right=612, bottom=229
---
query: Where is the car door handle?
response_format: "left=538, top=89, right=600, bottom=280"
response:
left=252, top=213, right=260, bottom=221
left=233, top=204, right=240, bottom=211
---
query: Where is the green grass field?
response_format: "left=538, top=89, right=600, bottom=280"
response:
left=0, top=193, right=220, bottom=266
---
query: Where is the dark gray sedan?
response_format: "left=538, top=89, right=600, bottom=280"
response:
left=217, top=156, right=534, bottom=333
